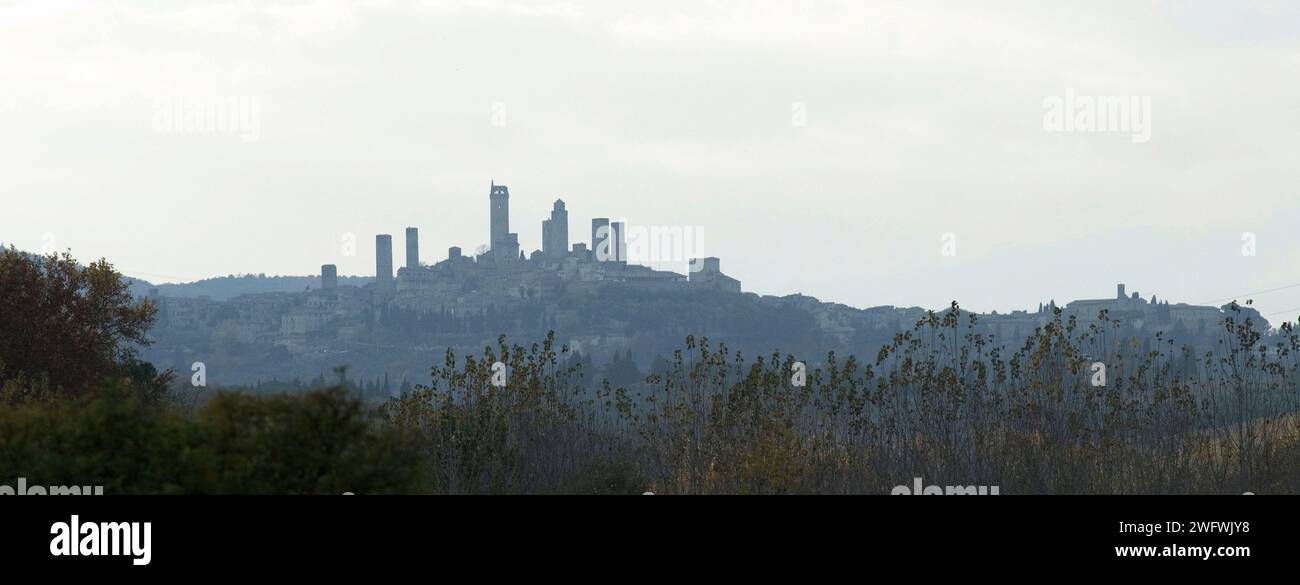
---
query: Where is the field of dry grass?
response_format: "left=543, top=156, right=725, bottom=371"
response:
left=382, top=303, right=1300, bottom=494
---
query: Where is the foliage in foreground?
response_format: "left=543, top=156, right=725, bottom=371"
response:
left=0, top=385, right=422, bottom=494
left=382, top=303, right=1300, bottom=494
left=2, top=304, right=1296, bottom=494
left=4, top=247, right=1299, bottom=493
left=0, top=247, right=172, bottom=404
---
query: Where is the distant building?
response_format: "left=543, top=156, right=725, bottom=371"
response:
left=376, top=234, right=393, bottom=285
left=501, top=233, right=520, bottom=262
left=1058, top=283, right=1248, bottom=335
left=542, top=199, right=569, bottom=259
left=689, top=257, right=741, bottom=292
left=405, top=227, right=420, bottom=269
left=321, top=264, right=338, bottom=290
left=448, top=246, right=462, bottom=261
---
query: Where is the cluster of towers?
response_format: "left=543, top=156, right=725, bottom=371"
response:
left=372, top=230, right=414, bottom=287
left=316, top=230, right=414, bottom=292
left=340, top=182, right=639, bottom=288
left=317, top=181, right=743, bottom=294
left=486, top=181, right=626, bottom=264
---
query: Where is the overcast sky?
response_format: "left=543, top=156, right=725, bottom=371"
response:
left=2, top=0, right=1298, bottom=323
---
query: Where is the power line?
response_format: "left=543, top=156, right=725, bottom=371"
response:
left=1199, top=282, right=1300, bottom=305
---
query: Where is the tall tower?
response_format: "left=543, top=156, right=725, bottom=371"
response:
left=376, top=234, right=393, bottom=285
left=591, top=217, right=610, bottom=261
left=405, top=227, right=419, bottom=269
left=489, top=182, right=510, bottom=255
left=542, top=199, right=569, bottom=259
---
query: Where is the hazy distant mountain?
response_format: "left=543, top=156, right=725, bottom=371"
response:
left=126, top=274, right=375, bottom=302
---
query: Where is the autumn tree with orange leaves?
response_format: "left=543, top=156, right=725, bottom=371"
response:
left=0, top=246, right=169, bottom=403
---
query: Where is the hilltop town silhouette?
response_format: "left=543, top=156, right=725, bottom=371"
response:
left=133, top=182, right=1266, bottom=389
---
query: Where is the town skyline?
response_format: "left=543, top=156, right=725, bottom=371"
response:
left=114, top=177, right=1277, bottom=339
left=6, top=1, right=1300, bottom=506
left=8, top=172, right=1298, bottom=326
left=2, top=2, right=1298, bottom=320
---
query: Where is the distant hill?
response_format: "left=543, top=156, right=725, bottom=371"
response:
left=126, top=274, right=375, bottom=301
left=0, top=246, right=374, bottom=302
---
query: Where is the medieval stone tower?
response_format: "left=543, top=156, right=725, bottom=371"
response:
left=375, top=234, right=393, bottom=285
left=489, top=182, right=510, bottom=256
left=542, top=199, right=569, bottom=259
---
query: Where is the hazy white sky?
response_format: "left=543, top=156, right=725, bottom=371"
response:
left=2, top=0, right=1298, bottom=322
